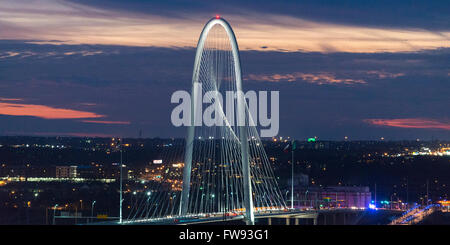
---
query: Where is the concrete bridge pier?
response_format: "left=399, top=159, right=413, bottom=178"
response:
left=259, top=212, right=319, bottom=225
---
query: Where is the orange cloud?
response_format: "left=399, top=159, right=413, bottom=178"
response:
left=0, top=97, right=23, bottom=101
left=81, top=120, right=130, bottom=125
left=0, top=102, right=104, bottom=119
left=1, top=1, right=448, bottom=53
left=364, top=118, right=450, bottom=130
left=246, top=72, right=366, bottom=85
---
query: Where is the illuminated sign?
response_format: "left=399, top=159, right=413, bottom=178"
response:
left=153, top=160, right=163, bottom=164
left=97, top=214, right=108, bottom=219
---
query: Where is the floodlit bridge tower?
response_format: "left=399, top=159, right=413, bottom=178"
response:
left=180, top=16, right=254, bottom=225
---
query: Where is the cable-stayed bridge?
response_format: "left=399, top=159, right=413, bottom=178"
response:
left=112, top=17, right=287, bottom=225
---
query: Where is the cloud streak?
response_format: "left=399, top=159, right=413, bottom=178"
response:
left=0, top=102, right=104, bottom=119
left=364, top=118, right=450, bottom=130
left=0, top=97, right=23, bottom=101
left=81, top=120, right=130, bottom=125
left=246, top=72, right=366, bottom=85
left=365, top=71, right=405, bottom=79
left=0, top=0, right=449, bottom=53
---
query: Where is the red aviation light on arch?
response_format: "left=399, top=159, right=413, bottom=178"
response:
left=215, top=15, right=220, bottom=19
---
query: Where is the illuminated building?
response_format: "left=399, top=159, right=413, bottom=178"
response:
left=294, top=186, right=372, bottom=209
left=55, top=166, right=78, bottom=178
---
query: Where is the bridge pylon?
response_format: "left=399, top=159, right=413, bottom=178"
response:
left=180, top=17, right=255, bottom=224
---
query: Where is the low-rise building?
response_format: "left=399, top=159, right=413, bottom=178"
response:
left=55, top=166, right=78, bottom=178
left=293, top=186, right=371, bottom=209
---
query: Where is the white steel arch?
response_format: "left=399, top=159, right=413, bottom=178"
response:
left=180, top=17, right=254, bottom=225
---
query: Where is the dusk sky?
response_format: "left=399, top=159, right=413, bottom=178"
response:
left=0, top=0, right=449, bottom=140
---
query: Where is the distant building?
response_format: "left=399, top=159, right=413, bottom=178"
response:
left=56, top=166, right=78, bottom=178
left=76, top=165, right=95, bottom=179
left=294, top=186, right=371, bottom=209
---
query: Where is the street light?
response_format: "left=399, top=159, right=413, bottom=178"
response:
left=119, top=139, right=123, bottom=224
left=53, top=204, right=58, bottom=225
left=304, top=190, right=309, bottom=207
left=390, top=194, right=394, bottom=210
left=285, top=190, right=290, bottom=207
left=91, top=200, right=96, bottom=223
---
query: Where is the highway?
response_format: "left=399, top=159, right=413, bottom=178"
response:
left=389, top=204, right=437, bottom=225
